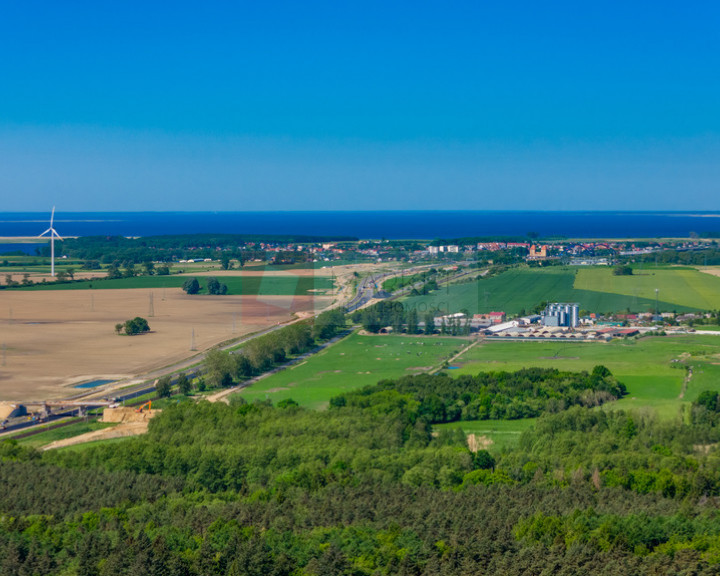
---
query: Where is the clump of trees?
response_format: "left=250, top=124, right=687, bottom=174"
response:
left=182, top=277, right=200, bottom=294
left=353, top=301, right=414, bottom=334
left=155, top=375, right=172, bottom=398
left=614, top=264, right=634, bottom=276
left=353, top=300, right=469, bottom=335
left=334, top=365, right=626, bottom=422
left=176, top=372, right=191, bottom=395
left=115, top=316, right=150, bottom=335
left=182, top=276, right=228, bottom=295
left=312, top=308, right=346, bottom=340
left=206, top=277, right=228, bottom=295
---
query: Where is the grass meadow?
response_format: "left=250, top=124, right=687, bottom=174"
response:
left=235, top=332, right=470, bottom=409
left=14, top=420, right=115, bottom=448
left=451, top=335, right=720, bottom=420
left=236, top=331, right=720, bottom=452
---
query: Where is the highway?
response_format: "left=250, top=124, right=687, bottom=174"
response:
left=344, top=271, right=390, bottom=312
left=344, top=266, right=432, bottom=312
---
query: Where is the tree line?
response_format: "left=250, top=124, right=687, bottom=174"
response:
left=351, top=300, right=471, bottom=335
left=198, top=308, right=347, bottom=390
left=51, top=233, right=356, bottom=265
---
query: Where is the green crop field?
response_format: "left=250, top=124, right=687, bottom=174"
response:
left=0, top=254, right=84, bottom=274
left=449, top=335, right=720, bottom=419
left=401, top=266, right=718, bottom=316
left=8, top=274, right=334, bottom=295
left=235, top=332, right=470, bottom=409
left=574, top=266, right=720, bottom=311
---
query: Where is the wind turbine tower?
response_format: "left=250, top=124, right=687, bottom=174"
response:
left=39, top=207, right=63, bottom=277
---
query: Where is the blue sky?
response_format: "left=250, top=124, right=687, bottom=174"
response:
left=1, top=1, right=718, bottom=211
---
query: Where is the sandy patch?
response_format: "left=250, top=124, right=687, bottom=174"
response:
left=467, top=434, right=494, bottom=452
left=698, top=267, right=720, bottom=278
left=43, top=421, right=149, bottom=450
left=0, top=288, right=329, bottom=401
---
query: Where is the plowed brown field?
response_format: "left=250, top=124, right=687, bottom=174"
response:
left=0, top=288, right=329, bottom=401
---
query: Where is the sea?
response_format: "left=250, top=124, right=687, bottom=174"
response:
left=1, top=211, right=719, bottom=254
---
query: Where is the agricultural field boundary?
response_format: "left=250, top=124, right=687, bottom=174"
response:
left=401, top=266, right=714, bottom=315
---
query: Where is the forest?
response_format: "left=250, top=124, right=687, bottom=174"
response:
left=46, top=233, right=355, bottom=265
left=335, top=366, right=627, bottom=421
left=1, top=364, right=720, bottom=574
left=633, top=247, right=720, bottom=266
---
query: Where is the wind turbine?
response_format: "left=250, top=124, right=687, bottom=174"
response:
left=39, top=207, right=63, bottom=277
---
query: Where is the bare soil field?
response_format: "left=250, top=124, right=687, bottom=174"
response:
left=698, top=266, right=720, bottom=278
left=0, top=288, right=329, bottom=401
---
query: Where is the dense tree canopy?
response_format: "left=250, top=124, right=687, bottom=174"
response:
left=122, top=316, right=150, bottom=335
left=1, top=366, right=719, bottom=574
left=206, top=277, right=228, bottom=295
left=182, top=277, right=200, bottom=294
left=336, top=366, right=626, bottom=422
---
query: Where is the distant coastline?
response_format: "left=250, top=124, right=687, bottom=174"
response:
left=1, top=210, right=719, bottom=242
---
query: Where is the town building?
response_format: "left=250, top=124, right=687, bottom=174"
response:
left=473, top=312, right=506, bottom=324
left=528, top=245, right=547, bottom=259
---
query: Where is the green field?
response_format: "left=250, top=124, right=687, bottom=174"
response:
left=575, top=267, right=720, bottom=311
left=0, top=253, right=84, bottom=274
left=401, top=266, right=719, bottom=315
left=450, top=335, right=720, bottom=419
left=8, top=274, right=334, bottom=295
left=235, top=329, right=720, bottom=437
left=235, top=332, right=470, bottom=409
left=15, top=420, right=115, bottom=448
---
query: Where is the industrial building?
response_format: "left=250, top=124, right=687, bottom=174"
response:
left=542, top=303, right=580, bottom=328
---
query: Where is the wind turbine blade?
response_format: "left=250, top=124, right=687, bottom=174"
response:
left=50, top=206, right=55, bottom=227
left=39, top=228, right=52, bottom=237
left=52, top=230, right=64, bottom=241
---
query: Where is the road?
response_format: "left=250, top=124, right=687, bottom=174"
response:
left=344, top=265, right=437, bottom=312
left=344, top=272, right=391, bottom=312
left=347, top=265, right=487, bottom=311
